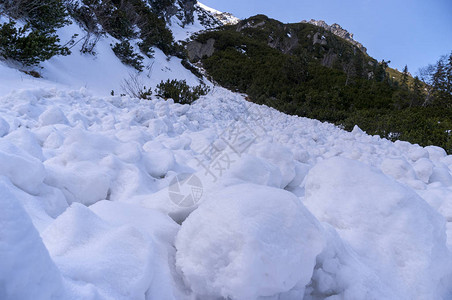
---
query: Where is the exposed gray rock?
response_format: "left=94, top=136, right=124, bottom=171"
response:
left=302, top=19, right=367, bottom=54
left=322, top=50, right=337, bottom=68
left=186, top=38, right=215, bottom=61
left=237, top=20, right=266, bottom=32
left=313, top=32, right=327, bottom=46
left=178, top=0, right=197, bottom=26
left=267, top=29, right=299, bottom=54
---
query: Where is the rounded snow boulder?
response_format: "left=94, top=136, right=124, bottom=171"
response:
left=0, top=116, right=10, bottom=137
left=250, top=142, right=296, bottom=188
left=175, top=184, right=325, bottom=300
left=304, top=157, right=451, bottom=299
left=39, top=106, right=69, bottom=126
left=42, top=203, right=163, bottom=299
left=0, top=178, right=64, bottom=300
left=0, top=140, right=45, bottom=195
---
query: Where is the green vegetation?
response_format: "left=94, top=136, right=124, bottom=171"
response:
left=0, top=21, right=69, bottom=65
left=0, top=0, right=70, bottom=32
left=155, top=79, right=210, bottom=104
left=0, top=0, right=71, bottom=65
left=192, top=15, right=452, bottom=153
left=67, top=0, right=180, bottom=57
left=112, top=41, right=144, bottom=71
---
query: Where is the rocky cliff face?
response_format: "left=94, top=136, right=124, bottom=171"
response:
left=301, top=19, right=367, bottom=54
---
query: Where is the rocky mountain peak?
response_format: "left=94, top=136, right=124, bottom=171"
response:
left=301, top=19, right=367, bottom=54
left=197, top=2, right=240, bottom=25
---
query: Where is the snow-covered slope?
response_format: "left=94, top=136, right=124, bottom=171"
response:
left=1, top=3, right=452, bottom=300
left=0, top=2, right=218, bottom=97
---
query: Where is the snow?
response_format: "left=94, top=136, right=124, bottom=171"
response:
left=304, top=157, right=451, bottom=299
left=0, top=84, right=451, bottom=299
left=0, top=24, right=202, bottom=97
left=1, top=5, right=452, bottom=300
left=175, top=184, right=325, bottom=299
left=0, top=178, right=64, bottom=300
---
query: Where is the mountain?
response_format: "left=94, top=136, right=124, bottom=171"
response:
left=1, top=2, right=452, bottom=300
left=187, top=14, right=452, bottom=153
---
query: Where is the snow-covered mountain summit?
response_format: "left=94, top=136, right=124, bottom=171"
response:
left=197, top=1, right=240, bottom=25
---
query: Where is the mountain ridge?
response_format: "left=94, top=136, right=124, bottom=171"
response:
left=301, top=19, right=367, bottom=54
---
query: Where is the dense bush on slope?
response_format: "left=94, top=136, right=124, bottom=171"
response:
left=111, top=41, right=144, bottom=71
left=67, top=0, right=178, bottom=56
left=0, top=21, right=70, bottom=66
left=191, top=15, right=452, bottom=153
left=0, top=0, right=70, bottom=32
left=155, top=79, right=210, bottom=104
left=0, top=0, right=190, bottom=65
left=0, top=0, right=70, bottom=65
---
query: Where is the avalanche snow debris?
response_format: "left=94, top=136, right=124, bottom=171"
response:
left=0, top=86, right=451, bottom=299
left=0, top=7, right=452, bottom=297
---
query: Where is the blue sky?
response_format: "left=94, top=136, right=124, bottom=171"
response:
left=200, top=0, right=452, bottom=75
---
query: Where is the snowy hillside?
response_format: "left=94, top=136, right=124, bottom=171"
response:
left=1, top=2, right=452, bottom=300
left=0, top=1, right=219, bottom=97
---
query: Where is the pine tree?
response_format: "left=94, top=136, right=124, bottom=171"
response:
left=432, top=58, right=448, bottom=106
left=0, top=0, right=70, bottom=32
left=0, top=21, right=70, bottom=65
left=401, top=65, right=409, bottom=88
left=446, top=51, right=452, bottom=96
left=410, top=76, right=424, bottom=107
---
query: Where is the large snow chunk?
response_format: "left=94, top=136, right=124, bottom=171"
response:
left=5, top=128, right=44, bottom=160
left=39, top=106, right=69, bottom=126
left=89, top=201, right=180, bottom=299
left=0, top=178, right=64, bottom=300
left=42, top=203, right=157, bottom=299
left=142, top=148, right=176, bottom=178
left=175, top=184, right=325, bottom=300
left=0, top=116, right=9, bottom=137
left=225, top=154, right=282, bottom=187
left=44, top=161, right=111, bottom=205
left=0, top=140, right=45, bottom=194
left=426, top=145, right=447, bottom=161
left=90, top=200, right=179, bottom=244
left=406, top=146, right=429, bottom=162
left=380, top=157, right=416, bottom=181
left=430, top=164, right=452, bottom=186
left=250, top=142, right=296, bottom=188
left=304, top=225, right=400, bottom=300
left=304, top=157, right=451, bottom=299
left=413, top=157, right=434, bottom=183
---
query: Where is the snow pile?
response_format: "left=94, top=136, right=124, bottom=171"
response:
left=0, top=85, right=451, bottom=299
left=304, top=157, right=451, bottom=299
left=175, top=184, right=324, bottom=299
left=0, top=179, right=64, bottom=300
